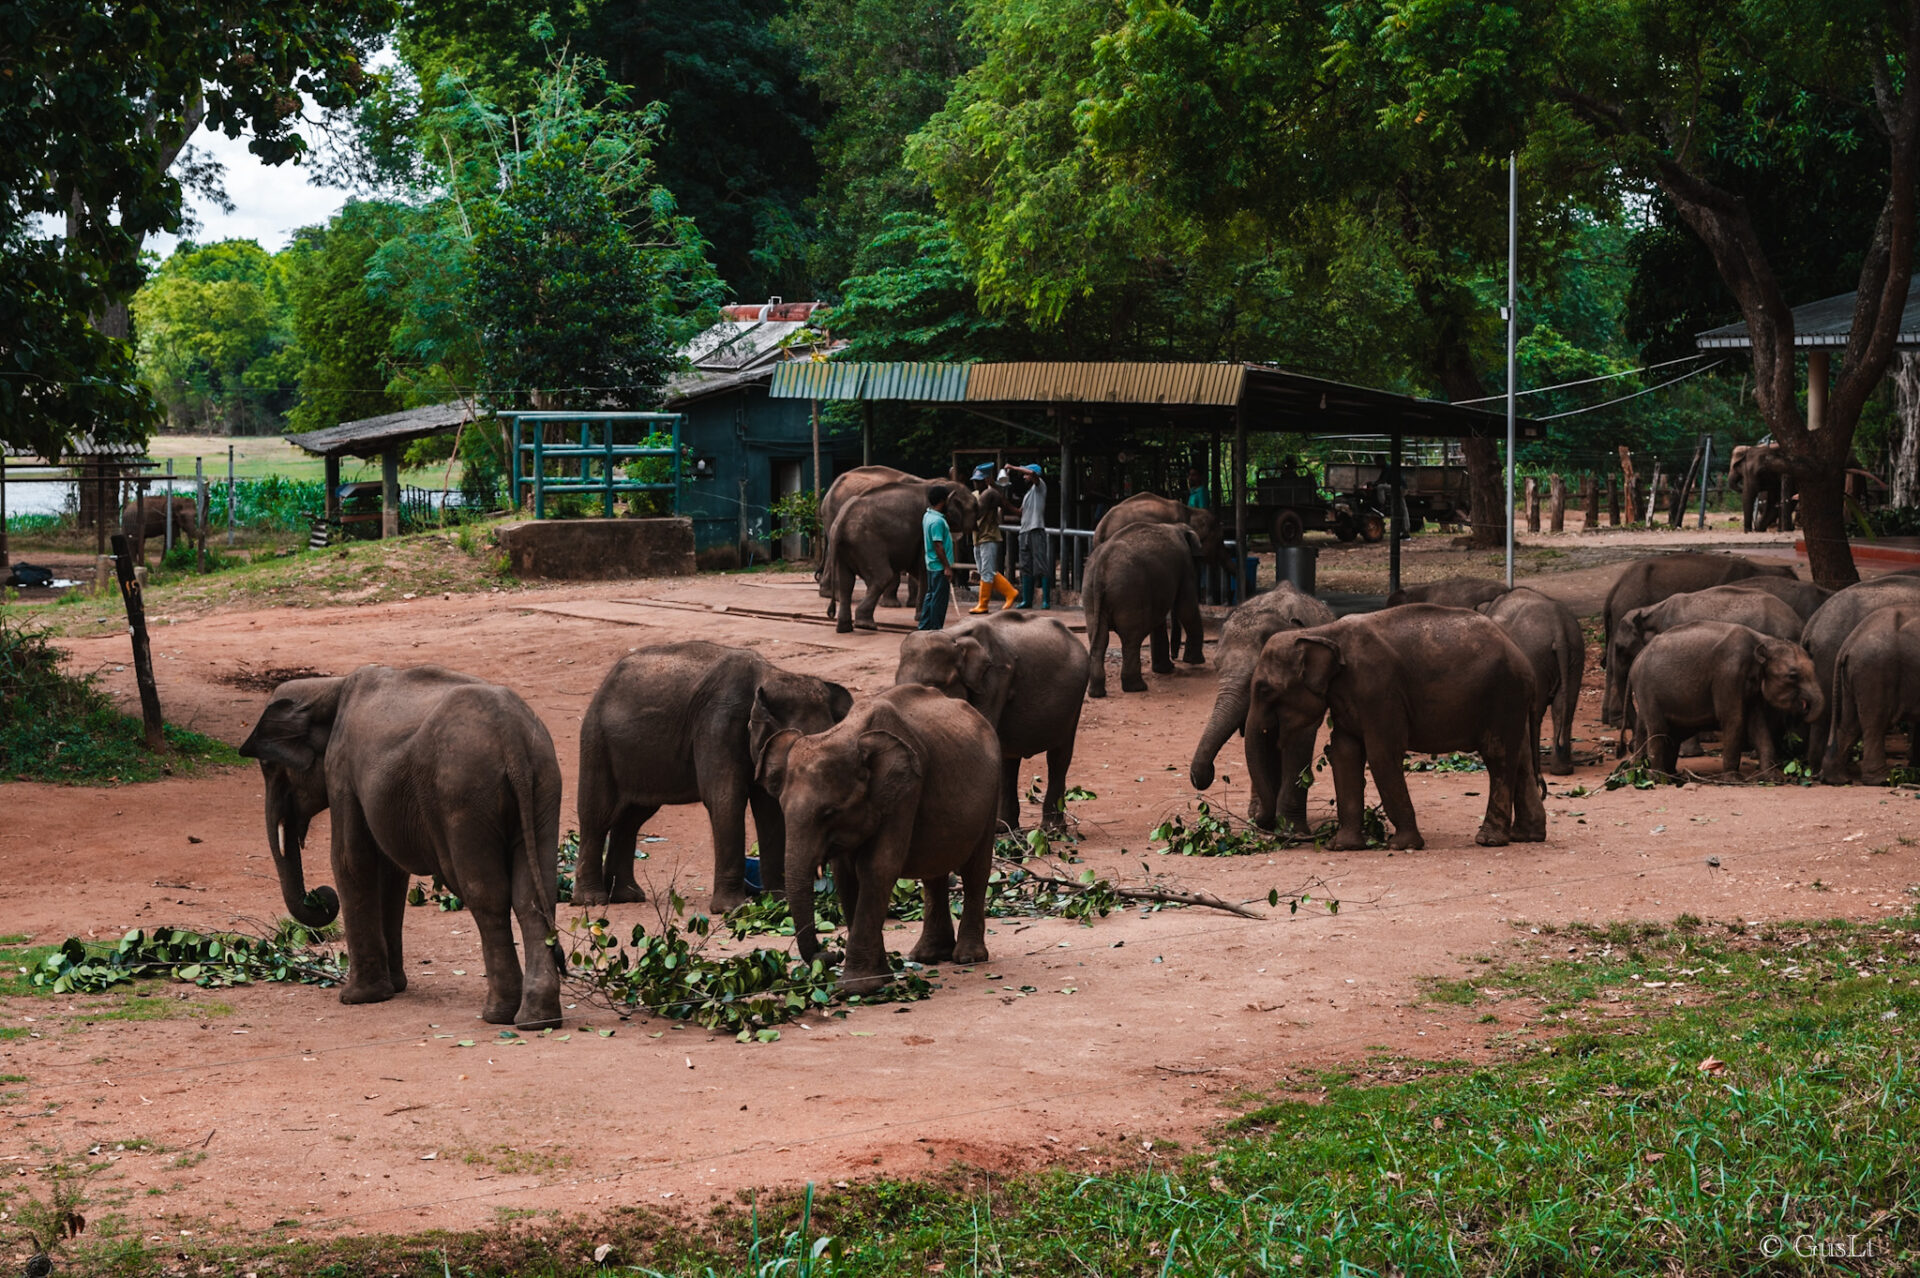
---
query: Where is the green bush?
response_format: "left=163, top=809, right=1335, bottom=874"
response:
left=0, top=615, right=238, bottom=782
left=222, top=476, right=328, bottom=531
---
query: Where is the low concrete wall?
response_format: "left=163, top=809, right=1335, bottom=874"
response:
left=495, top=518, right=696, bottom=580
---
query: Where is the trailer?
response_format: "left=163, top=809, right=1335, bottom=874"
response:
left=1323, top=461, right=1469, bottom=532
left=1248, top=467, right=1385, bottom=545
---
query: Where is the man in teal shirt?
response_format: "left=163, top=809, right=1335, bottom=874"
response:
left=1187, top=466, right=1209, bottom=509
left=918, top=485, right=959, bottom=630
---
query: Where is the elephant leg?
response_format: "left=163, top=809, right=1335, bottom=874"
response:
left=570, top=806, right=612, bottom=907
left=503, top=836, right=562, bottom=1030
left=1601, top=660, right=1623, bottom=728
left=1859, top=709, right=1894, bottom=785
left=1641, top=708, right=1679, bottom=775
left=952, top=832, right=992, bottom=966
left=1244, top=721, right=1282, bottom=832
left=1718, top=705, right=1753, bottom=777
left=1000, top=756, right=1022, bottom=832
left=446, top=819, right=527, bottom=1025
left=1041, top=742, right=1073, bottom=833
left=1086, top=605, right=1111, bottom=698
left=1277, top=727, right=1317, bottom=833
left=334, top=808, right=399, bottom=1007
left=1475, top=734, right=1517, bottom=847
left=909, top=874, right=957, bottom=964
left=852, top=570, right=887, bottom=631
left=748, top=789, right=787, bottom=895
left=1511, top=745, right=1547, bottom=842
left=831, top=854, right=860, bottom=956
left=1325, top=728, right=1378, bottom=851
left=1177, top=582, right=1204, bottom=664
left=378, top=857, right=409, bottom=994
left=841, top=850, right=904, bottom=995
left=1549, top=679, right=1576, bottom=776
left=1149, top=622, right=1175, bottom=675
left=834, top=563, right=857, bottom=634
left=1365, top=736, right=1425, bottom=851
left=602, top=805, right=652, bottom=904
left=1121, top=634, right=1150, bottom=693
left=703, top=783, right=753, bottom=914
left=879, top=571, right=905, bottom=608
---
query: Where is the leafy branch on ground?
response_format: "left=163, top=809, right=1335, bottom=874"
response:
left=1152, top=797, right=1387, bottom=856
left=25, top=920, right=346, bottom=994
left=1403, top=751, right=1486, bottom=773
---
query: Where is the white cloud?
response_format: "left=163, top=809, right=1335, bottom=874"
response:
left=148, top=125, right=351, bottom=257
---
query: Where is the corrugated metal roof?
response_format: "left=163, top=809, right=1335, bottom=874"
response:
left=284, top=402, right=473, bottom=457
left=682, top=319, right=814, bottom=371
left=1696, top=284, right=1920, bottom=349
left=768, top=361, right=971, bottom=401
left=966, top=362, right=1246, bottom=405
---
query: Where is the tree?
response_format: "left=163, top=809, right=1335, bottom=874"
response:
left=1372, top=0, right=1920, bottom=583
left=131, top=240, right=297, bottom=434
left=0, top=0, right=396, bottom=458
left=282, top=201, right=413, bottom=433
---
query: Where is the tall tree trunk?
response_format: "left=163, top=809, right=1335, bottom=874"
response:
left=1427, top=308, right=1504, bottom=548
left=1892, top=353, right=1920, bottom=508
left=1797, top=458, right=1854, bottom=586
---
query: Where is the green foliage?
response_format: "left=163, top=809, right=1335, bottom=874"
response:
left=0, top=0, right=395, bottom=458
left=1150, top=800, right=1282, bottom=857
left=131, top=239, right=298, bottom=434
left=282, top=200, right=413, bottom=433
left=1605, top=757, right=1682, bottom=791
left=768, top=486, right=822, bottom=542
left=0, top=616, right=239, bottom=783
left=1404, top=752, right=1487, bottom=774
left=223, top=476, right=329, bottom=531
left=28, top=925, right=346, bottom=994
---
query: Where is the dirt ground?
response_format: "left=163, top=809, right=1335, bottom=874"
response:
left=6, top=532, right=1920, bottom=1246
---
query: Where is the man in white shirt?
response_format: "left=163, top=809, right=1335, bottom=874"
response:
left=1015, top=464, right=1051, bottom=609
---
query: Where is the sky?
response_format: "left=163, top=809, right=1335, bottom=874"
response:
left=147, top=125, right=355, bottom=258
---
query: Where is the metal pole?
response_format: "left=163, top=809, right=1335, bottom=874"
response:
left=603, top=420, right=614, bottom=518
left=1388, top=431, right=1403, bottom=598
left=811, top=398, right=822, bottom=498
left=1, top=445, right=8, bottom=567
left=1233, top=403, right=1248, bottom=600
left=671, top=415, right=683, bottom=516
left=1504, top=151, right=1518, bottom=589
left=195, top=456, right=205, bottom=573
left=226, top=444, right=234, bottom=546
left=1704, top=429, right=1720, bottom=525
left=165, top=458, right=174, bottom=554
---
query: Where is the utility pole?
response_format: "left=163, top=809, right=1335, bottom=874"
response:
left=1504, top=152, right=1518, bottom=588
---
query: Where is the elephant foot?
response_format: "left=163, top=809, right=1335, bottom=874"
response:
left=1327, top=830, right=1368, bottom=851
left=1121, top=675, right=1149, bottom=693
left=389, top=968, right=408, bottom=994
left=878, top=595, right=906, bottom=608
left=710, top=886, right=752, bottom=915
left=1860, top=768, right=1890, bottom=787
left=515, top=996, right=562, bottom=1031
left=1548, top=755, right=1574, bottom=776
left=1678, top=736, right=1704, bottom=758
left=952, top=939, right=989, bottom=965
left=907, top=937, right=955, bottom=965
left=1387, top=829, right=1426, bottom=851
left=606, top=880, right=646, bottom=904
left=854, top=619, right=878, bottom=632
left=569, top=883, right=611, bottom=907
left=1041, top=814, right=1068, bottom=836
left=338, top=977, right=397, bottom=1006
left=1088, top=682, right=1107, bottom=699
left=1473, top=823, right=1511, bottom=847
left=1150, top=660, right=1176, bottom=675
left=836, top=618, right=854, bottom=634
left=838, top=969, right=892, bottom=996
left=1511, top=818, right=1547, bottom=843
left=481, top=997, right=521, bottom=1025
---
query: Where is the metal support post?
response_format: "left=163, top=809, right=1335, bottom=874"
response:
left=1388, top=431, right=1403, bottom=598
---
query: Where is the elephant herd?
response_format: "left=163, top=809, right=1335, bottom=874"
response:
left=232, top=539, right=1920, bottom=1032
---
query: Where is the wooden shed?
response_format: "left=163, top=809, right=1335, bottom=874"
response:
left=283, top=402, right=476, bottom=537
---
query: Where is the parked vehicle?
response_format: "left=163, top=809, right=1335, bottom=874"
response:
left=1250, top=468, right=1385, bottom=545
left=1323, top=462, right=1469, bottom=532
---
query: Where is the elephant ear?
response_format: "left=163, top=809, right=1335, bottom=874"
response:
left=857, top=729, right=923, bottom=815
left=755, top=727, right=803, bottom=798
left=955, top=636, right=1014, bottom=720
left=1295, top=635, right=1343, bottom=699
left=1180, top=526, right=1204, bottom=559
left=823, top=681, right=854, bottom=722
left=239, top=678, right=341, bottom=771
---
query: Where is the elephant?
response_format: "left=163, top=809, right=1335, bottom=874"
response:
left=1600, top=553, right=1798, bottom=724
left=818, top=471, right=981, bottom=616
left=823, top=480, right=982, bottom=632
left=574, top=642, right=853, bottom=913
left=1608, top=585, right=1807, bottom=728
left=1092, top=492, right=1229, bottom=569
left=1727, top=442, right=1877, bottom=533
left=1082, top=522, right=1206, bottom=697
left=1385, top=577, right=1511, bottom=608
left=1821, top=608, right=1920, bottom=784
left=237, top=666, right=563, bottom=1028
left=1624, top=621, right=1821, bottom=777
left=1189, top=582, right=1335, bottom=830
left=1477, top=587, right=1585, bottom=775
left=1718, top=575, right=1833, bottom=623
left=893, top=611, right=1088, bottom=832
left=120, top=496, right=198, bottom=562
left=1245, top=606, right=1546, bottom=850
left=758, top=683, right=1001, bottom=994
left=1797, top=576, right=1920, bottom=764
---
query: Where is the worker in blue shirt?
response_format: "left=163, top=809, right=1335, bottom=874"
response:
left=1187, top=466, right=1208, bottom=509
left=918, top=484, right=960, bottom=630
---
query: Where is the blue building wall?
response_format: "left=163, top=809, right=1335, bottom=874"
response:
left=674, top=382, right=861, bottom=568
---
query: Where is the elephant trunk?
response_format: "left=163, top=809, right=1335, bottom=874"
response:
left=265, top=774, right=339, bottom=928
left=1190, top=665, right=1251, bottom=790
left=786, top=840, right=821, bottom=964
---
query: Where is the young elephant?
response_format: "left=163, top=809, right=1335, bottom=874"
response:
left=1083, top=521, right=1205, bottom=696
left=1385, top=576, right=1510, bottom=608
left=1477, top=587, right=1585, bottom=775
left=575, top=642, right=852, bottom=912
left=1600, top=553, right=1798, bottom=723
left=1608, top=585, right=1805, bottom=720
left=1247, top=606, right=1545, bottom=850
left=1189, top=582, right=1335, bottom=830
left=238, top=666, right=563, bottom=1028
left=893, top=611, right=1087, bottom=832
left=824, top=480, right=982, bottom=631
left=1821, top=608, right=1920, bottom=784
left=1624, top=621, right=1822, bottom=777
left=1798, top=576, right=1920, bottom=764
left=759, top=685, right=1001, bottom=994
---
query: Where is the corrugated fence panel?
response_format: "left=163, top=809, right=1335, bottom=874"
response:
left=966, top=362, right=1245, bottom=405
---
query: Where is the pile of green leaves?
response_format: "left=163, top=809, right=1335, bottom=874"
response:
left=559, top=910, right=930, bottom=1041
left=224, top=476, right=329, bottom=531
left=27, top=924, right=345, bottom=995
left=1150, top=800, right=1283, bottom=856
left=722, top=860, right=1127, bottom=939
left=1404, top=751, right=1486, bottom=773
left=0, top=615, right=237, bottom=782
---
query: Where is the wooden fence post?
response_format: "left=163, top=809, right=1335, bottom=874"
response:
left=1582, top=474, right=1600, bottom=532
left=1608, top=476, right=1621, bottom=526
left=110, top=533, right=165, bottom=752
left=1549, top=474, right=1566, bottom=533
left=1525, top=478, right=1541, bottom=532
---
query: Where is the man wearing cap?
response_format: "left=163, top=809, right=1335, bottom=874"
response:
left=1015, top=464, right=1051, bottom=609
left=967, top=465, right=1018, bottom=612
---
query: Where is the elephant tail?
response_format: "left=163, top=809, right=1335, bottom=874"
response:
left=506, top=744, right=562, bottom=969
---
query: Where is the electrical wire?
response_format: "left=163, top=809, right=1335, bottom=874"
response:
left=1449, top=353, right=1715, bottom=405
left=1535, top=359, right=1728, bottom=420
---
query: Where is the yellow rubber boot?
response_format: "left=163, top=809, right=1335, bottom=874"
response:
left=992, top=573, right=1019, bottom=610
left=969, top=580, right=993, bottom=614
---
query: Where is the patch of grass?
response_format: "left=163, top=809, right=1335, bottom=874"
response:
left=0, top=616, right=240, bottom=783
left=39, top=914, right=1920, bottom=1277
